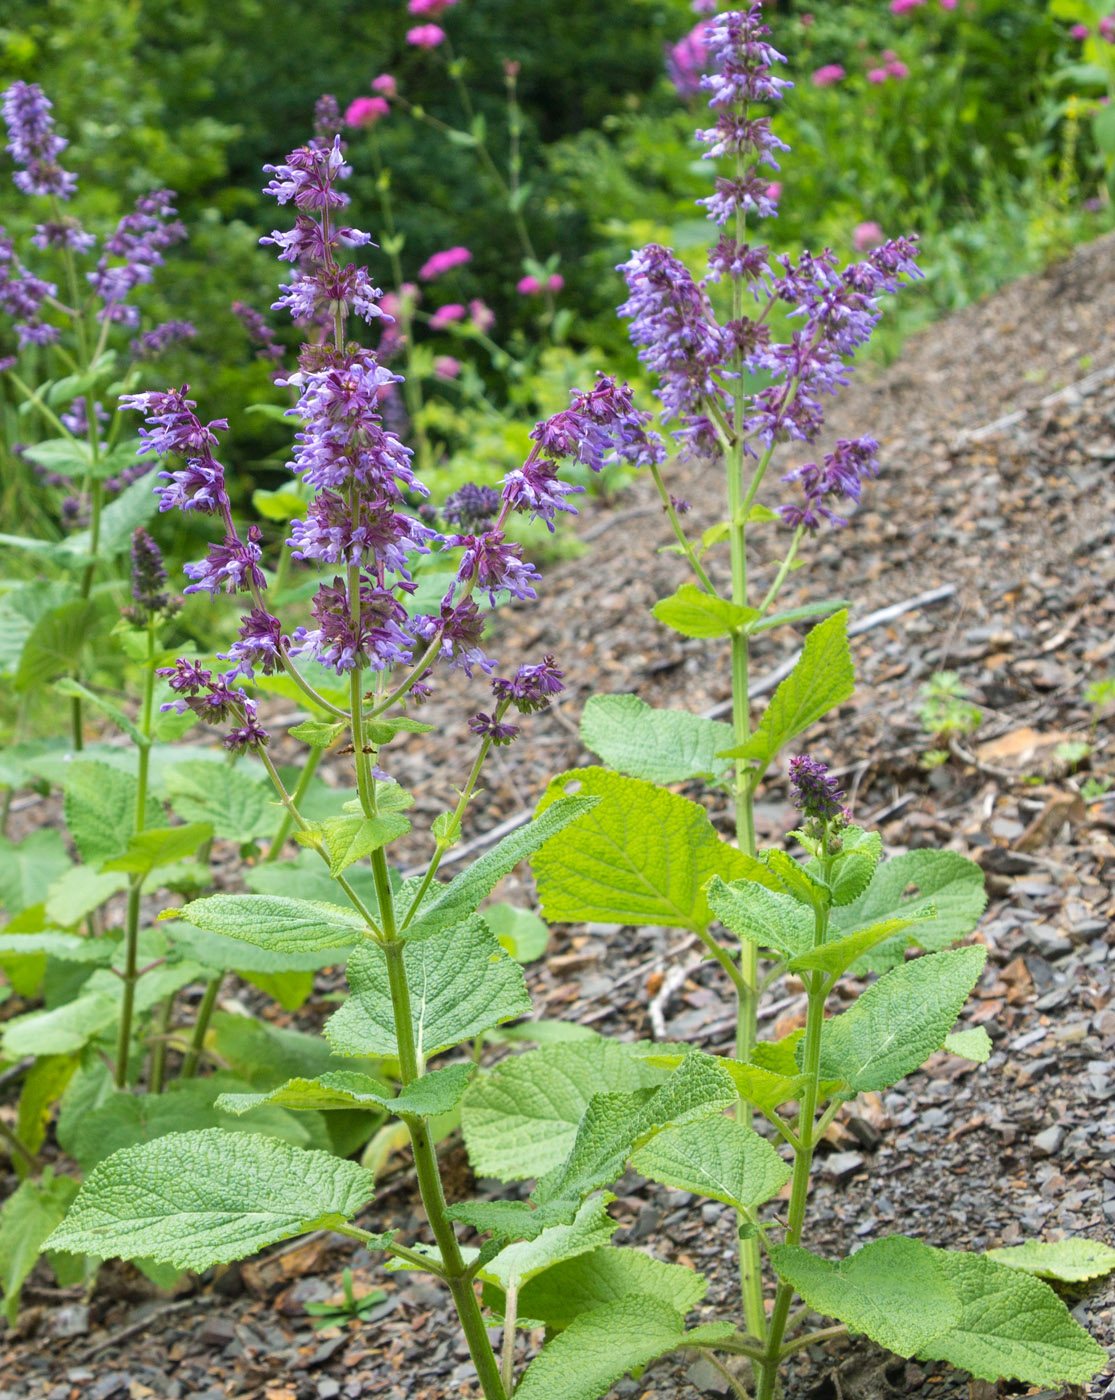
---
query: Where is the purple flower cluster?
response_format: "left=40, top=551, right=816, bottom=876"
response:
left=121, top=386, right=231, bottom=517
left=158, top=658, right=270, bottom=753
left=468, top=655, right=565, bottom=748
left=88, top=190, right=187, bottom=327
left=2, top=82, right=77, bottom=200
left=131, top=320, right=196, bottom=360
left=0, top=227, right=59, bottom=346
left=620, top=5, right=920, bottom=506
left=442, top=482, right=500, bottom=528
left=128, top=526, right=169, bottom=619
left=788, top=754, right=845, bottom=823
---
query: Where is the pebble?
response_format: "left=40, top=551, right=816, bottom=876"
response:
left=818, top=1151, right=865, bottom=1180
left=1032, top=1126, right=1064, bottom=1157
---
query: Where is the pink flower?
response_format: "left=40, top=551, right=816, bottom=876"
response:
left=408, top=0, right=457, bottom=13
left=801, top=13, right=815, bottom=27
left=468, top=298, right=495, bottom=332
left=811, top=64, right=845, bottom=87
left=406, top=24, right=446, bottom=48
left=429, top=302, right=465, bottom=329
left=516, top=273, right=563, bottom=295
left=890, top=0, right=924, bottom=11
left=434, top=355, right=461, bottom=379
left=418, top=246, right=472, bottom=280
left=867, top=67, right=888, bottom=84
left=372, top=74, right=398, bottom=97
left=767, top=181, right=782, bottom=203
left=938, top=0, right=957, bottom=8
left=853, top=221, right=885, bottom=251
left=666, top=22, right=712, bottom=99
left=345, top=96, right=389, bottom=128
left=1101, top=15, right=1115, bottom=41
left=886, top=59, right=910, bottom=79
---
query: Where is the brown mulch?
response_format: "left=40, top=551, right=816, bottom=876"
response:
left=3, top=232, right=1115, bottom=1400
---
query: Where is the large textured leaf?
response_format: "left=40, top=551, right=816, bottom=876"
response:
left=630, top=1114, right=790, bottom=1212
left=61, top=760, right=137, bottom=868
left=0, top=1170, right=79, bottom=1323
left=45, top=866, right=129, bottom=927
left=169, top=920, right=356, bottom=976
left=828, top=849, right=988, bottom=972
left=306, top=813, right=411, bottom=877
left=512, top=1296, right=697, bottom=1400
left=404, top=795, right=598, bottom=938
left=462, top=1041, right=666, bottom=1181
left=15, top=598, right=98, bottom=691
left=985, top=1237, right=1115, bottom=1284
left=215, top=1063, right=473, bottom=1120
left=480, top=1194, right=618, bottom=1289
left=515, top=1246, right=706, bottom=1330
left=718, top=611, right=853, bottom=768
left=917, top=1249, right=1108, bottom=1385
left=788, top=917, right=924, bottom=979
left=580, top=693, right=734, bottom=786
left=816, top=946, right=986, bottom=1093
left=533, top=769, right=759, bottom=931
left=707, top=876, right=814, bottom=957
left=0, top=829, right=71, bottom=917
left=171, top=893, right=368, bottom=953
left=651, top=582, right=757, bottom=639
left=770, top=1237, right=960, bottom=1358
left=325, top=916, right=531, bottom=1058
left=65, top=468, right=159, bottom=560
left=534, top=1054, right=736, bottom=1210
left=165, top=762, right=276, bottom=841
left=46, top=1129, right=383, bottom=1272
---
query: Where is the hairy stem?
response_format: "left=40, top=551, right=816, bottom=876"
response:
left=0, top=1116, right=40, bottom=1175
left=265, top=743, right=322, bottom=861
left=148, top=995, right=173, bottom=1094
left=501, top=1279, right=519, bottom=1396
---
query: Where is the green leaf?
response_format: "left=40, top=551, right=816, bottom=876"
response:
left=241, top=969, right=315, bottom=1013
left=480, top=1194, right=618, bottom=1289
left=533, top=769, right=761, bottom=932
left=169, top=919, right=356, bottom=976
left=1093, top=101, right=1115, bottom=157
left=514, top=1247, right=706, bottom=1332
left=512, top=1296, right=695, bottom=1400
left=718, top=611, right=853, bottom=767
left=0, top=829, right=71, bottom=915
left=215, top=1063, right=473, bottom=1120
left=534, top=1053, right=737, bottom=1210
left=15, top=598, right=98, bottom=691
left=579, top=694, right=734, bottom=785
left=45, top=866, right=129, bottom=926
left=816, top=946, right=987, bottom=1093
left=62, top=760, right=138, bottom=868
left=170, top=893, right=368, bottom=952
left=749, top=599, right=851, bottom=634
left=0, top=582, right=77, bottom=677
left=447, top=1198, right=586, bottom=1245
left=769, top=1237, right=961, bottom=1358
left=788, top=918, right=923, bottom=979
left=64, top=469, right=159, bottom=560
left=630, top=1114, right=790, bottom=1212
left=307, top=813, right=412, bottom=877
left=22, top=437, right=93, bottom=478
left=462, top=1041, right=667, bottom=1181
left=0, top=931, right=111, bottom=963
left=943, top=1027, right=992, bottom=1063
left=763, top=848, right=829, bottom=907
left=652, top=582, right=758, bottom=639
left=289, top=719, right=346, bottom=748
left=985, top=1237, right=1115, bottom=1284
left=707, top=876, right=814, bottom=957
left=0, top=1169, right=79, bottom=1323
left=828, top=849, right=988, bottom=973
left=483, top=903, right=549, bottom=962
left=53, top=679, right=147, bottom=747
left=165, top=762, right=275, bottom=841
left=404, top=796, right=599, bottom=939
left=326, top=915, right=531, bottom=1058
left=917, top=1248, right=1108, bottom=1385
left=18, top=1054, right=79, bottom=1162
left=826, top=849, right=877, bottom=907
left=103, top=823, right=213, bottom=874
left=363, top=715, right=436, bottom=745
left=45, top=1129, right=381, bottom=1272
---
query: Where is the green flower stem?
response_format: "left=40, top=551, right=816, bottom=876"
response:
left=0, top=1115, right=39, bottom=1175
left=754, top=893, right=832, bottom=1400
left=113, top=621, right=157, bottom=1089
left=180, top=975, right=222, bottom=1080
left=648, top=460, right=718, bottom=596
left=753, top=528, right=805, bottom=624
left=779, top=1324, right=848, bottom=1360
left=6, top=372, right=75, bottom=439
left=694, top=1348, right=751, bottom=1400
left=265, top=743, right=322, bottom=862
left=501, top=1278, right=520, bottom=1396
left=148, top=994, right=174, bottom=1094
left=337, top=1224, right=448, bottom=1278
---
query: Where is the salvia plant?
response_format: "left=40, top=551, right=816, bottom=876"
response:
left=0, top=9, right=1107, bottom=1400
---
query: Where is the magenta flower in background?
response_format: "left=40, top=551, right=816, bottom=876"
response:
left=938, top=0, right=957, bottom=8
left=1071, top=23, right=1090, bottom=38
left=418, top=245, right=471, bottom=279
left=429, top=302, right=465, bottom=329
left=890, top=0, right=925, bottom=12
left=853, top=221, right=884, bottom=251
left=516, top=273, right=564, bottom=294
left=666, top=22, right=712, bottom=99
left=867, top=67, right=888, bottom=84
left=345, top=96, right=389, bottom=128
left=406, top=24, right=446, bottom=48
left=408, top=0, right=457, bottom=13
left=468, top=298, right=494, bottom=331
left=1101, top=15, right=1115, bottom=41
left=434, top=355, right=461, bottom=378
left=886, top=59, right=910, bottom=78
left=811, top=64, right=845, bottom=88
left=371, top=74, right=398, bottom=96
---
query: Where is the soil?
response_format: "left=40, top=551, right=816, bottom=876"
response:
left=3, top=231, right=1115, bottom=1400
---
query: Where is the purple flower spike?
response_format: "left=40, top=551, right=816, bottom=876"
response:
left=468, top=712, right=520, bottom=746
left=219, top=608, right=287, bottom=679
left=443, top=483, right=500, bottom=529
left=2, top=82, right=78, bottom=200
left=129, top=527, right=169, bottom=616
left=451, top=531, right=540, bottom=605
left=183, top=526, right=266, bottom=597
left=291, top=576, right=414, bottom=675
left=491, top=654, right=564, bottom=714
left=788, top=754, right=845, bottom=822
